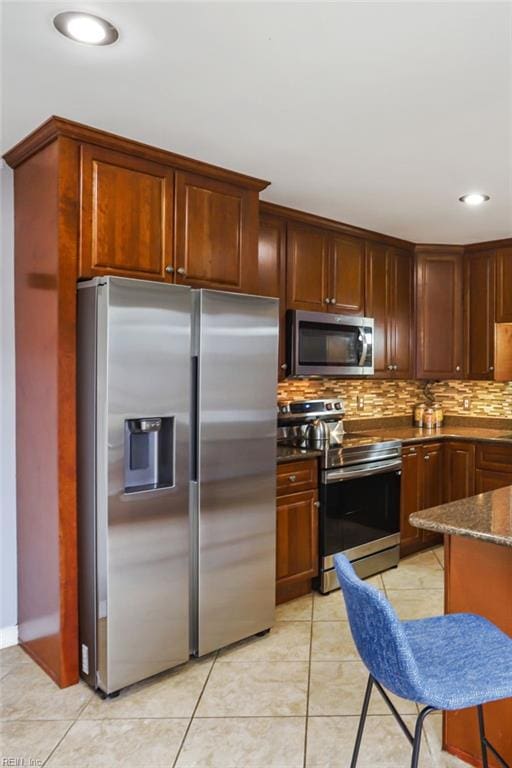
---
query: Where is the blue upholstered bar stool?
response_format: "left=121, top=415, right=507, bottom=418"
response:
left=334, top=554, right=512, bottom=768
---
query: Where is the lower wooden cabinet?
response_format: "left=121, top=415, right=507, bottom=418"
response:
left=475, top=442, right=512, bottom=492
left=276, top=460, right=319, bottom=604
left=401, top=438, right=512, bottom=556
left=400, top=442, right=443, bottom=556
left=399, top=446, right=423, bottom=553
left=444, top=441, right=476, bottom=502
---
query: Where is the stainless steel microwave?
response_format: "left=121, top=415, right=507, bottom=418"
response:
left=287, top=310, right=374, bottom=377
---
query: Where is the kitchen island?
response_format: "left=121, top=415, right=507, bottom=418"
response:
left=410, top=486, right=512, bottom=767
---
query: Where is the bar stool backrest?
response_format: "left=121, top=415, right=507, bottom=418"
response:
left=334, top=554, right=424, bottom=702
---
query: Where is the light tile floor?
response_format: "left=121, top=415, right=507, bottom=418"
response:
left=0, top=546, right=468, bottom=767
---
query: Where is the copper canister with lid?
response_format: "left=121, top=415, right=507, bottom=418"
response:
left=424, top=407, right=436, bottom=430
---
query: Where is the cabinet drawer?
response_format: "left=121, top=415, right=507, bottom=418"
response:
left=277, top=459, right=317, bottom=495
left=475, top=468, right=512, bottom=493
left=475, top=442, right=512, bottom=472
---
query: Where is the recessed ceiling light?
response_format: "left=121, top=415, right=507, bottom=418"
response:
left=53, top=11, right=119, bottom=45
left=458, top=193, right=490, bottom=206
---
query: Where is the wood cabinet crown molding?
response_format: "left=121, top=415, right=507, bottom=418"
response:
left=414, top=244, right=465, bottom=254
left=3, top=115, right=270, bottom=191
left=465, top=237, right=512, bottom=252
left=260, top=200, right=415, bottom=251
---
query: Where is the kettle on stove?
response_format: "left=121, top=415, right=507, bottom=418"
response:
left=306, top=418, right=330, bottom=443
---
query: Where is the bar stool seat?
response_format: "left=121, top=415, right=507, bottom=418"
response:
left=333, top=553, right=512, bottom=768
left=403, top=613, right=512, bottom=710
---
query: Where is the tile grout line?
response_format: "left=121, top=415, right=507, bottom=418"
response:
left=303, top=593, right=315, bottom=768
left=170, top=651, right=218, bottom=768
left=41, top=718, right=78, bottom=767
left=41, top=684, right=95, bottom=766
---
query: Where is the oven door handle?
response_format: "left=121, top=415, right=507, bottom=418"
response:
left=357, top=326, right=368, bottom=367
left=323, top=459, right=402, bottom=483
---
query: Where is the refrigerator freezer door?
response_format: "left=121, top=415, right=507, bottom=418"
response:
left=195, top=290, right=279, bottom=656
left=94, top=277, right=191, bottom=693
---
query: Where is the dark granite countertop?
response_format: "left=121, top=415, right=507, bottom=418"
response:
left=356, top=425, right=512, bottom=446
left=276, top=445, right=323, bottom=464
left=410, top=486, right=512, bottom=547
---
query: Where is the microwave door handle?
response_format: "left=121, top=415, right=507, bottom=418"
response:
left=357, top=327, right=368, bottom=366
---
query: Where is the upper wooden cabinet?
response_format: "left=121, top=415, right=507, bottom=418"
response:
left=496, top=246, right=512, bottom=322
left=466, top=249, right=495, bottom=380
left=286, top=223, right=330, bottom=311
left=330, top=234, right=365, bottom=314
left=258, top=212, right=287, bottom=379
left=174, top=171, right=259, bottom=292
left=80, top=145, right=174, bottom=281
left=286, top=224, right=366, bottom=315
left=391, top=247, right=414, bottom=378
left=465, top=244, right=512, bottom=382
left=415, top=247, right=464, bottom=379
left=366, top=242, right=413, bottom=378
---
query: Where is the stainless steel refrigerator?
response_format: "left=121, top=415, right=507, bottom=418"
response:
left=77, top=277, right=278, bottom=695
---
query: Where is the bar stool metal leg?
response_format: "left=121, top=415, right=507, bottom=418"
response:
left=410, top=706, right=435, bottom=768
left=478, top=705, right=490, bottom=768
left=350, top=675, right=374, bottom=768
left=477, top=704, right=510, bottom=768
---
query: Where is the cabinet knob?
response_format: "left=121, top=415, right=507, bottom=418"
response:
left=324, top=298, right=330, bottom=304
left=288, top=474, right=297, bottom=482
left=489, top=366, right=494, bottom=372
left=177, top=267, right=187, bottom=276
left=393, top=364, right=398, bottom=371
left=313, top=501, right=321, bottom=508
left=280, top=363, right=287, bottom=371
left=455, top=365, right=461, bottom=372
left=165, top=265, right=174, bottom=274
left=424, top=455, right=430, bottom=460
left=387, top=364, right=394, bottom=371
left=330, top=298, right=336, bottom=304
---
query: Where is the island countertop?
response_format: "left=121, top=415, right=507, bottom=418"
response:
left=410, top=485, right=512, bottom=548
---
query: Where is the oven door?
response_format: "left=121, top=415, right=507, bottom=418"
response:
left=320, top=460, right=401, bottom=564
left=288, top=310, right=373, bottom=376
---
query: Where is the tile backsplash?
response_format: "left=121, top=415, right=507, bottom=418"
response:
left=277, top=379, right=512, bottom=420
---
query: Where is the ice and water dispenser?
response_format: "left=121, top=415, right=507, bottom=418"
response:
left=124, top=417, right=175, bottom=493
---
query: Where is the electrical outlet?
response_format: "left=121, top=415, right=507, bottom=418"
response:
left=463, top=397, right=471, bottom=411
left=357, top=396, right=365, bottom=411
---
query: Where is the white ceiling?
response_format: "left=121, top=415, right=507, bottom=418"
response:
left=2, top=1, right=511, bottom=243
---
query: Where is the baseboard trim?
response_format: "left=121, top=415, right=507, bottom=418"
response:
left=0, top=625, right=19, bottom=649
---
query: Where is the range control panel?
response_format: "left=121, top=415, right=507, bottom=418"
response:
left=278, top=398, right=345, bottom=419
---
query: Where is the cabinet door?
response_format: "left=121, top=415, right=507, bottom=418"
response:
left=421, top=443, right=444, bottom=508
left=366, top=242, right=392, bottom=377
left=466, top=250, right=495, bottom=379
left=80, top=144, right=173, bottom=280
left=444, top=441, right=476, bottom=502
left=329, top=234, right=365, bottom=315
left=420, top=442, right=444, bottom=545
left=276, top=490, right=319, bottom=588
left=175, top=171, right=258, bottom=291
left=475, top=468, right=512, bottom=493
left=390, top=248, right=413, bottom=378
left=286, top=224, right=329, bottom=311
left=400, top=446, right=422, bottom=555
left=496, top=246, right=512, bottom=322
left=258, top=214, right=287, bottom=380
left=416, top=250, right=464, bottom=379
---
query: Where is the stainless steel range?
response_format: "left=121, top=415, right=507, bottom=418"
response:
left=278, top=398, right=402, bottom=593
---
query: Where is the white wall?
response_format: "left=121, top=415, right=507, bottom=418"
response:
left=0, top=163, right=17, bottom=642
